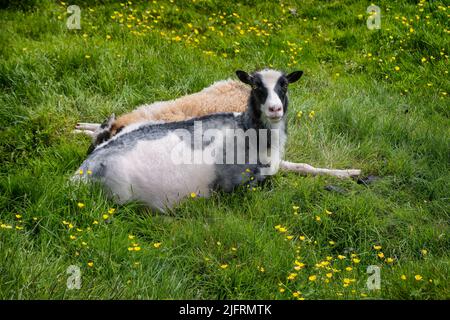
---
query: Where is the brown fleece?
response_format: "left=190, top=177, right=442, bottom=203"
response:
left=110, top=79, right=250, bottom=135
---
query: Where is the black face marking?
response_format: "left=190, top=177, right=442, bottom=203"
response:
left=274, top=76, right=289, bottom=114
left=250, top=74, right=269, bottom=105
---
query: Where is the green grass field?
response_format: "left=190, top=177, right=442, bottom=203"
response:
left=0, top=0, right=449, bottom=299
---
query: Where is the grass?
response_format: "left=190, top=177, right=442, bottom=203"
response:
left=0, top=0, right=449, bottom=299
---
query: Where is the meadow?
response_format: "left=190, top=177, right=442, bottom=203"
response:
left=0, top=0, right=449, bottom=299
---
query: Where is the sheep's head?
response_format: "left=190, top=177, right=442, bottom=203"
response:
left=236, top=69, right=303, bottom=123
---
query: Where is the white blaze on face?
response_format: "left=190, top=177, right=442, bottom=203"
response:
left=258, top=70, right=284, bottom=121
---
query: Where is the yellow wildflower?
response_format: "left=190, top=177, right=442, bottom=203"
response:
left=153, top=242, right=162, bottom=248
left=287, top=273, right=298, bottom=280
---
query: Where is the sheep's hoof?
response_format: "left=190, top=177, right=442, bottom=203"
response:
left=357, top=175, right=379, bottom=186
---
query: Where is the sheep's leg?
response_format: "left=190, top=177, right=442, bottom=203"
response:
left=72, top=123, right=100, bottom=138
left=75, top=123, right=101, bottom=131
left=72, top=129, right=95, bottom=138
left=280, top=160, right=361, bottom=179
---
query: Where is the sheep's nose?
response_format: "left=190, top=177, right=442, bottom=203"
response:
left=269, top=105, right=282, bottom=113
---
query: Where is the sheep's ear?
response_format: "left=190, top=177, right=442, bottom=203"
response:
left=236, top=70, right=253, bottom=85
left=286, top=71, right=303, bottom=83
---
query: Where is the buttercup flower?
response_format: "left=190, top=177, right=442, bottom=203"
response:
left=153, top=242, right=162, bottom=248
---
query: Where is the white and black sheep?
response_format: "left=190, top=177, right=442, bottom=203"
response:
left=74, top=69, right=303, bottom=211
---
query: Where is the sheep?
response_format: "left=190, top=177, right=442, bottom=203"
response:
left=75, top=76, right=361, bottom=179
left=73, top=69, right=303, bottom=211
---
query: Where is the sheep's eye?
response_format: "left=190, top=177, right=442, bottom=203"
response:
left=251, top=84, right=258, bottom=90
